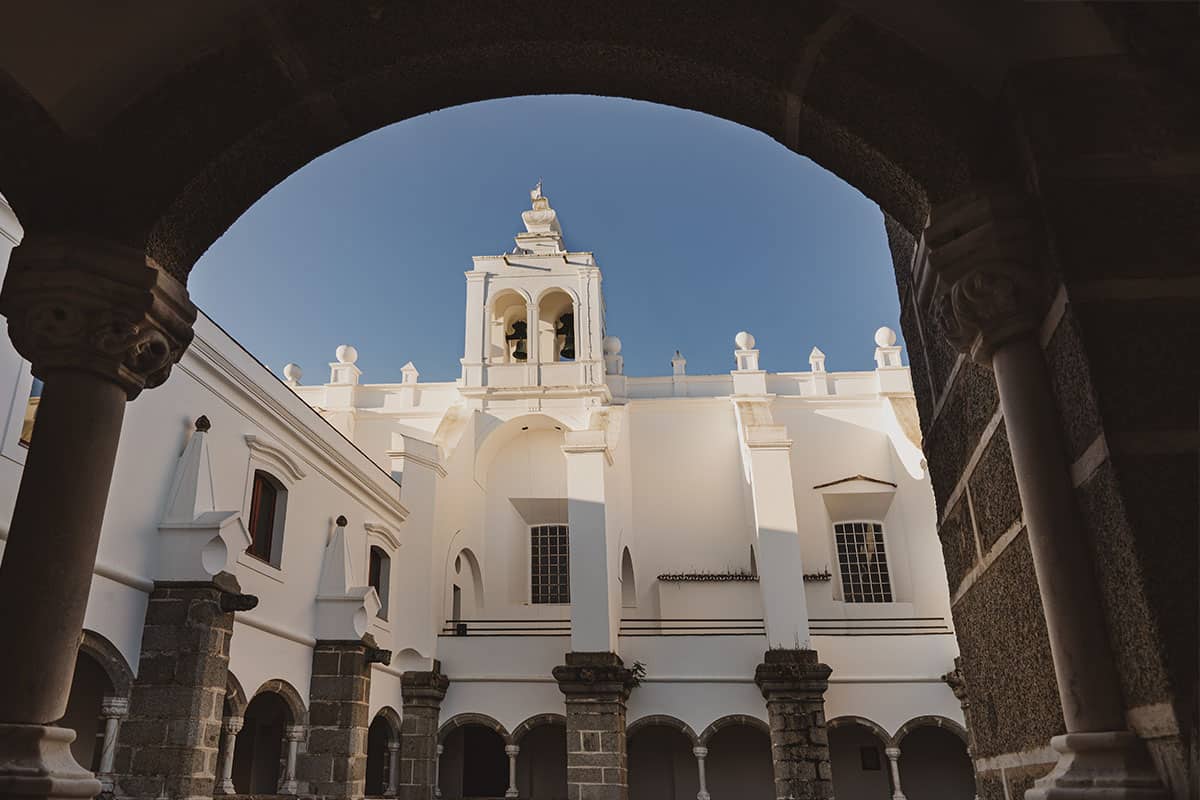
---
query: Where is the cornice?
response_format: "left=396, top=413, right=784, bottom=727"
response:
left=386, top=448, right=448, bottom=478
left=184, top=329, right=409, bottom=523
left=364, top=522, right=402, bottom=550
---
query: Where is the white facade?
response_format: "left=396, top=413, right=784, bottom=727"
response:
left=0, top=190, right=968, bottom=798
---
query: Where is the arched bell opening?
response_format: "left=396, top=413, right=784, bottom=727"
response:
left=537, top=290, right=576, bottom=363
left=490, top=291, right=529, bottom=364
left=628, top=721, right=699, bottom=800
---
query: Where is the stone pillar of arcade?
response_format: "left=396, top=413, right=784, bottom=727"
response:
left=0, top=235, right=196, bottom=800
left=396, top=663, right=450, bottom=800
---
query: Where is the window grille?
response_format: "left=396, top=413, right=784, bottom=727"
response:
left=835, top=521, right=893, bottom=603
left=530, top=524, right=570, bottom=604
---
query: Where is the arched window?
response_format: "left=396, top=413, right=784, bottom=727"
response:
left=620, top=547, right=637, bottom=608
left=490, top=291, right=529, bottom=364
left=530, top=524, right=570, bottom=604
left=834, top=521, right=893, bottom=603
left=369, top=545, right=391, bottom=620
left=537, top=290, right=576, bottom=363
left=247, top=471, right=287, bottom=567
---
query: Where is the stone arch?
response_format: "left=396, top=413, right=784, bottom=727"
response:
left=532, top=285, right=580, bottom=307
left=372, top=705, right=402, bottom=743
left=511, top=713, right=566, bottom=745
left=893, top=714, right=968, bottom=746
left=78, top=629, right=133, bottom=698
left=626, top=714, right=698, bottom=746
left=698, top=714, right=769, bottom=745
left=252, top=678, right=307, bottom=726
left=472, top=411, right=578, bottom=488
left=828, top=714, right=893, bottom=746
left=224, top=670, right=249, bottom=718
left=438, top=712, right=511, bottom=745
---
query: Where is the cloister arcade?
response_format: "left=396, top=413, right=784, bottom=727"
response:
left=0, top=4, right=1194, bottom=800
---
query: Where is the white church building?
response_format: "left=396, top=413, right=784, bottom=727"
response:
left=0, top=189, right=976, bottom=800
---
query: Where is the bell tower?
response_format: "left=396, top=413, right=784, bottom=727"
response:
left=460, top=185, right=607, bottom=401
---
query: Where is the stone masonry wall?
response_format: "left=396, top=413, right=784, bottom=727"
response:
left=300, top=640, right=375, bottom=800
left=396, top=663, right=449, bottom=800
left=114, top=575, right=254, bottom=800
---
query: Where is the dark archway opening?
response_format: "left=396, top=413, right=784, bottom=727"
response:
left=233, top=691, right=291, bottom=794
left=898, top=726, right=974, bottom=800
left=366, top=714, right=395, bottom=797
left=440, top=724, right=508, bottom=799
left=628, top=725, right=698, bottom=800
left=830, top=722, right=892, bottom=799
left=516, top=723, right=567, bottom=800
left=56, top=651, right=112, bottom=772
left=705, top=723, right=773, bottom=800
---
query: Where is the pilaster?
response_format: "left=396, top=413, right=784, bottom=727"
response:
left=115, top=574, right=256, bottom=800
left=562, top=431, right=616, bottom=653
left=754, top=649, right=834, bottom=800
left=553, top=652, right=637, bottom=800
left=397, top=663, right=449, bottom=800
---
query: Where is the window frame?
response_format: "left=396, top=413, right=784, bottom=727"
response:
left=368, top=545, right=391, bottom=621
left=528, top=522, right=570, bottom=606
left=244, top=470, right=287, bottom=568
left=832, top=519, right=894, bottom=604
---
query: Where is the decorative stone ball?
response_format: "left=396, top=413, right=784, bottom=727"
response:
left=283, top=363, right=302, bottom=383
left=335, top=515, right=348, bottom=527
left=335, top=344, right=358, bottom=364
left=603, top=336, right=622, bottom=355
left=874, top=326, right=897, bottom=347
left=735, top=331, right=755, bottom=350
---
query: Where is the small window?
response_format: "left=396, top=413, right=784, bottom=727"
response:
left=530, top=524, right=570, bottom=604
left=835, top=521, right=893, bottom=603
left=247, top=471, right=286, bottom=566
left=369, top=546, right=390, bottom=620
left=19, top=376, right=43, bottom=448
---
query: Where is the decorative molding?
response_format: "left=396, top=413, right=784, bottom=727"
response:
left=812, top=474, right=897, bottom=490
left=385, top=449, right=447, bottom=478
left=364, top=521, right=401, bottom=550
left=244, top=434, right=307, bottom=482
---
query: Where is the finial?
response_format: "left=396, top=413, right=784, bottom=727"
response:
left=194, top=415, right=211, bottom=432
left=530, top=178, right=543, bottom=202
left=874, top=326, right=897, bottom=347
left=603, top=336, right=622, bottom=356
left=283, top=363, right=302, bottom=385
left=335, top=344, right=358, bottom=364
left=735, top=331, right=756, bottom=350
left=335, top=515, right=348, bottom=527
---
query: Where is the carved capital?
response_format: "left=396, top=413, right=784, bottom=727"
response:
left=401, top=661, right=450, bottom=705
left=553, top=652, right=636, bottom=700
left=754, top=648, right=832, bottom=699
left=923, top=188, right=1046, bottom=365
left=0, top=236, right=196, bottom=400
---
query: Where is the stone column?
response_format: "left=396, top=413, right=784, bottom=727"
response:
left=279, top=725, right=304, bottom=794
left=96, top=696, right=129, bottom=792
left=754, top=649, right=834, bottom=800
left=116, top=575, right=256, bottom=800
left=924, top=188, right=1168, bottom=797
left=301, top=638, right=389, bottom=800
left=397, top=663, right=449, bottom=800
left=553, top=652, right=637, bottom=800
left=692, top=746, right=710, bottom=800
left=434, top=744, right=442, bottom=799
left=385, top=740, right=401, bottom=797
left=884, top=746, right=906, bottom=800
left=0, top=236, right=195, bottom=800
left=214, top=716, right=243, bottom=795
left=504, top=745, right=519, bottom=799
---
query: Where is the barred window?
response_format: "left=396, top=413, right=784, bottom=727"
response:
left=835, top=521, right=893, bottom=603
left=530, top=524, right=570, bottom=604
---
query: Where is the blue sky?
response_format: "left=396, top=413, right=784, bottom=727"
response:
left=190, top=95, right=903, bottom=384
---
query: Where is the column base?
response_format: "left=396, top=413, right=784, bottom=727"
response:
left=1026, top=732, right=1168, bottom=799
left=213, top=778, right=235, bottom=795
left=0, top=724, right=103, bottom=800
left=278, top=780, right=299, bottom=795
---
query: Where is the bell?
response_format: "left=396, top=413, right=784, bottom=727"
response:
left=506, top=320, right=528, bottom=361
left=557, top=313, right=575, bottom=360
